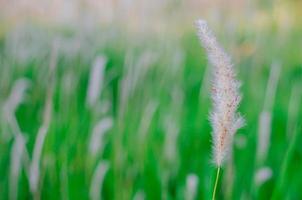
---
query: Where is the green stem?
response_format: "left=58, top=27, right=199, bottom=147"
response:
left=212, top=167, right=221, bottom=200
left=271, top=128, right=298, bottom=199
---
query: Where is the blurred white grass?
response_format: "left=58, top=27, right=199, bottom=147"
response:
left=169, top=48, right=185, bottom=77
left=28, top=88, right=51, bottom=196
left=89, top=117, right=114, bottom=156
left=3, top=78, right=31, bottom=116
left=133, top=190, right=145, bottom=200
left=257, top=62, right=281, bottom=163
left=263, top=62, right=281, bottom=111
left=3, top=78, right=31, bottom=140
left=90, top=161, right=109, bottom=200
left=0, top=0, right=300, bottom=199
left=9, top=133, right=26, bottom=200
left=163, top=114, right=180, bottom=165
left=54, top=37, right=82, bottom=60
left=254, top=167, right=273, bottom=187
left=185, top=174, right=199, bottom=200
left=196, top=19, right=244, bottom=167
left=29, top=42, right=58, bottom=198
left=286, top=83, right=301, bottom=139
left=131, top=51, right=156, bottom=94
left=4, top=25, right=51, bottom=64
left=138, top=101, right=158, bottom=142
left=163, top=87, right=183, bottom=164
left=161, top=86, right=184, bottom=199
left=118, top=51, right=156, bottom=119
left=86, top=56, right=107, bottom=108
left=257, top=112, right=272, bottom=162
left=135, top=100, right=158, bottom=177
left=61, top=70, right=77, bottom=97
left=118, top=52, right=135, bottom=119
left=3, top=78, right=32, bottom=200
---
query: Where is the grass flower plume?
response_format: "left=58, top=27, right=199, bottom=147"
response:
left=196, top=19, right=244, bottom=167
left=196, top=19, right=244, bottom=199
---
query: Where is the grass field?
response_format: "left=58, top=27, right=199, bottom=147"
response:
left=0, top=1, right=302, bottom=199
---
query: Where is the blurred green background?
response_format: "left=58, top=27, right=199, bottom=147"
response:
left=0, top=0, right=302, bottom=199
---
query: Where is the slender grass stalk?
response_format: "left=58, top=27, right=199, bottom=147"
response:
left=271, top=127, right=298, bottom=199
left=212, top=167, right=221, bottom=200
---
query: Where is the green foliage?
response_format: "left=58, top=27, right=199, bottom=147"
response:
left=0, top=22, right=301, bottom=200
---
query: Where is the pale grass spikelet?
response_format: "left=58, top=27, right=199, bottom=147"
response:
left=263, top=62, right=281, bottom=111
left=4, top=79, right=31, bottom=187
left=86, top=56, right=107, bottom=107
left=29, top=126, right=49, bottom=194
left=3, top=78, right=31, bottom=141
left=89, top=117, right=113, bottom=155
left=257, top=111, right=271, bottom=162
left=137, top=100, right=158, bottom=142
left=89, top=161, right=109, bottom=200
left=257, top=62, right=281, bottom=163
left=163, top=114, right=180, bottom=164
left=163, top=87, right=183, bottom=165
left=185, top=173, right=199, bottom=200
left=254, top=167, right=273, bottom=187
left=9, top=133, right=26, bottom=200
left=131, top=51, right=156, bottom=95
left=196, top=19, right=244, bottom=167
left=3, top=78, right=31, bottom=117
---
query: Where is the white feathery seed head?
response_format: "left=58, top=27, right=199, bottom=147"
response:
left=257, top=111, right=271, bottom=163
left=4, top=78, right=31, bottom=115
left=254, top=167, right=272, bottom=187
left=89, top=117, right=113, bottom=155
left=10, top=133, right=26, bottom=200
left=90, top=161, right=109, bottom=200
left=196, top=19, right=245, bottom=167
left=185, top=173, right=199, bottom=200
left=86, top=56, right=107, bottom=107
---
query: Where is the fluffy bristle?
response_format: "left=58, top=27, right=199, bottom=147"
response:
left=196, top=19, right=245, bottom=167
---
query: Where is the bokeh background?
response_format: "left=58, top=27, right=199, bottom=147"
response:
left=0, top=0, right=302, bottom=199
